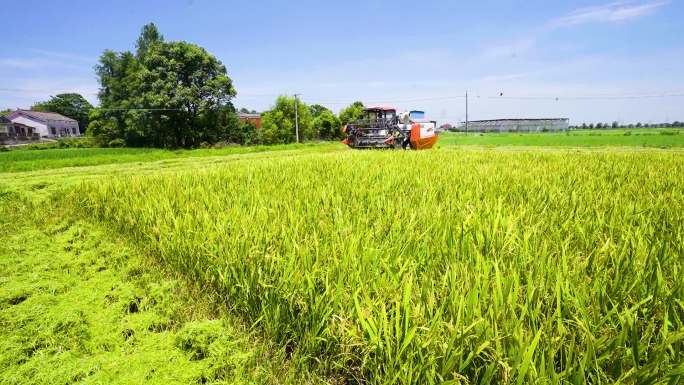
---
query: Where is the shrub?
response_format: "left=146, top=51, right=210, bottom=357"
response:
left=107, top=138, right=126, bottom=148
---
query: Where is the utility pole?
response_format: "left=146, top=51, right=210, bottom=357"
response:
left=294, top=93, right=300, bottom=143
left=465, top=91, right=469, bottom=134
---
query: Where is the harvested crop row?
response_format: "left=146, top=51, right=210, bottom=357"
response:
left=75, top=149, right=684, bottom=384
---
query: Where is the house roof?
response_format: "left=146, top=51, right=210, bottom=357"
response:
left=0, top=116, right=11, bottom=124
left=238, top=113, right=261, bottom=119
left=13, top=109, right=77, bottom=122
left=364, top=106, right=396, bottom=112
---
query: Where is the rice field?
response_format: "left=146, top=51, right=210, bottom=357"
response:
left=73, top=148, right=684, bottom=384
left=439, top=128, right=684, bottom=147
left=0, top=142, right=341, bottom=173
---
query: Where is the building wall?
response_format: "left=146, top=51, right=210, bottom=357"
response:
left=9, top=115, right=79, bottom=137
left=11, top=116, right=49, bottom=137
left=47, top=119, right=80, bottom=137
left=239, top=116, right=261, bottom=129
left=462, top=119, right=569, bottom=133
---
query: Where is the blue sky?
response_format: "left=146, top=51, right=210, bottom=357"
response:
left=1, top=0, right=683, bottom=124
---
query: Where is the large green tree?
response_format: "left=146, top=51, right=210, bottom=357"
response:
left=338, top=101, right=365, bottom=125
left=260, top=95, right=313, bottom=144
left=90, top=23, right=239, bottom=148
left=32, top=93, right=93, bottom=134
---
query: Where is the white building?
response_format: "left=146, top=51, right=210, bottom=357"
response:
left=7, top=110, right=80, bottom=138
left=457, top=118, right=569, bottom=133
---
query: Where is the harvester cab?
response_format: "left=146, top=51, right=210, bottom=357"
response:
left=343, top=106, right=438, bottom=150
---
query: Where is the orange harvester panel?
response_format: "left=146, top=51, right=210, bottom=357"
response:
left=409, top=123, right=438, bottom=149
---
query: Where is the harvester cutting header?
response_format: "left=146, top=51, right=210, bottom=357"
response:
left=342, top=106, right=438, bottom=150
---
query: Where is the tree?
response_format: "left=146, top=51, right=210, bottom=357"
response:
left=636, top=122, right=642, bottom=128
left=314, top=110, right=342, bottom=140
left=581, top=123, right=587, bottom=129
left=32, top=93, right=93, bottom=134
left=260, top=95, right=313, bottom=144
left=136, top=22, right=164, bottom=59
left=87, top=108, right=118, bottom=145
left=596, top=123, right=603, bottom=129
left=220, top=112, right=259, bottom=145
left=309, top=104, right=330, bottom=119
left=338, top=101, right=365, bottom=125
left=589, top=123, right=594, bottom=129
left=612, top=121, right=619, bottom=129
left=90, top=23, right=238, bottom=148
left=237, top=121, right=261, bottom=144
left=308, top=104, right=342, bottom=140
left=238, top=107, right=257, bottom=114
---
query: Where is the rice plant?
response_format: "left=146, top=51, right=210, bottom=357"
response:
left=75, top=149, right=684, bottom=384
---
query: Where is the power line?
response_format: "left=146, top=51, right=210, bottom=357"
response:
left=484, top=92, right=684, bottom=100
left=287, top=92, right=684, bottom=107
left=307, top=95, right=467, bottom=105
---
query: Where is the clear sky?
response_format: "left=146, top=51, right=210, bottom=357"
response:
left=1, top=0, right=683, bottom=124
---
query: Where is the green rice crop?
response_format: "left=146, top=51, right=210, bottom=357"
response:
left=74, top=149, right=684, bottom=384
left=0, top=142, right=343, bottom=173
left=439, top=128, right=684, bottom=147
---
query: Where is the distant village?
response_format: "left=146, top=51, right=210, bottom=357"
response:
left=0, top=108, right=261, bottom=146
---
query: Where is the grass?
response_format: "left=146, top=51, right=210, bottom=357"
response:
left=73, top=148, right=684, bottom=384
left=440, top=128, right=684, bottom=147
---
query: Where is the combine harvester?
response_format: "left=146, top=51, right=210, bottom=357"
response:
left=342, top=106, right=438, bottom=149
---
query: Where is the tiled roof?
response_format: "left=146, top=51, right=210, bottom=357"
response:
left=238, top=113, right=261, bottom=118
left=0, top=116, right=11, bottom=124
left=16, top=109, right=77, bottom=122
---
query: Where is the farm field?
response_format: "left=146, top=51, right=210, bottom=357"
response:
left=0, top=142, right=342, bottom=173
left=440, top=128, right=684, bottom=147
left=1, top=144, right=683, bottom=384
left=3, top=128, right=684, bottom=174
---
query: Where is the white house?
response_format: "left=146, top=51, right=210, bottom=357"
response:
left=7, top=110, right=80, bottom=138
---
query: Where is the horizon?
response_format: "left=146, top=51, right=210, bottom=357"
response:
left=2, top=0, right=683, bottom=125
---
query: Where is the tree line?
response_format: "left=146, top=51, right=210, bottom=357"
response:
left=571, top=121, right=684, bottom=129
left=85, top=23, right=364, bottom=148
left=0, top=23, right=366, bottom=148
